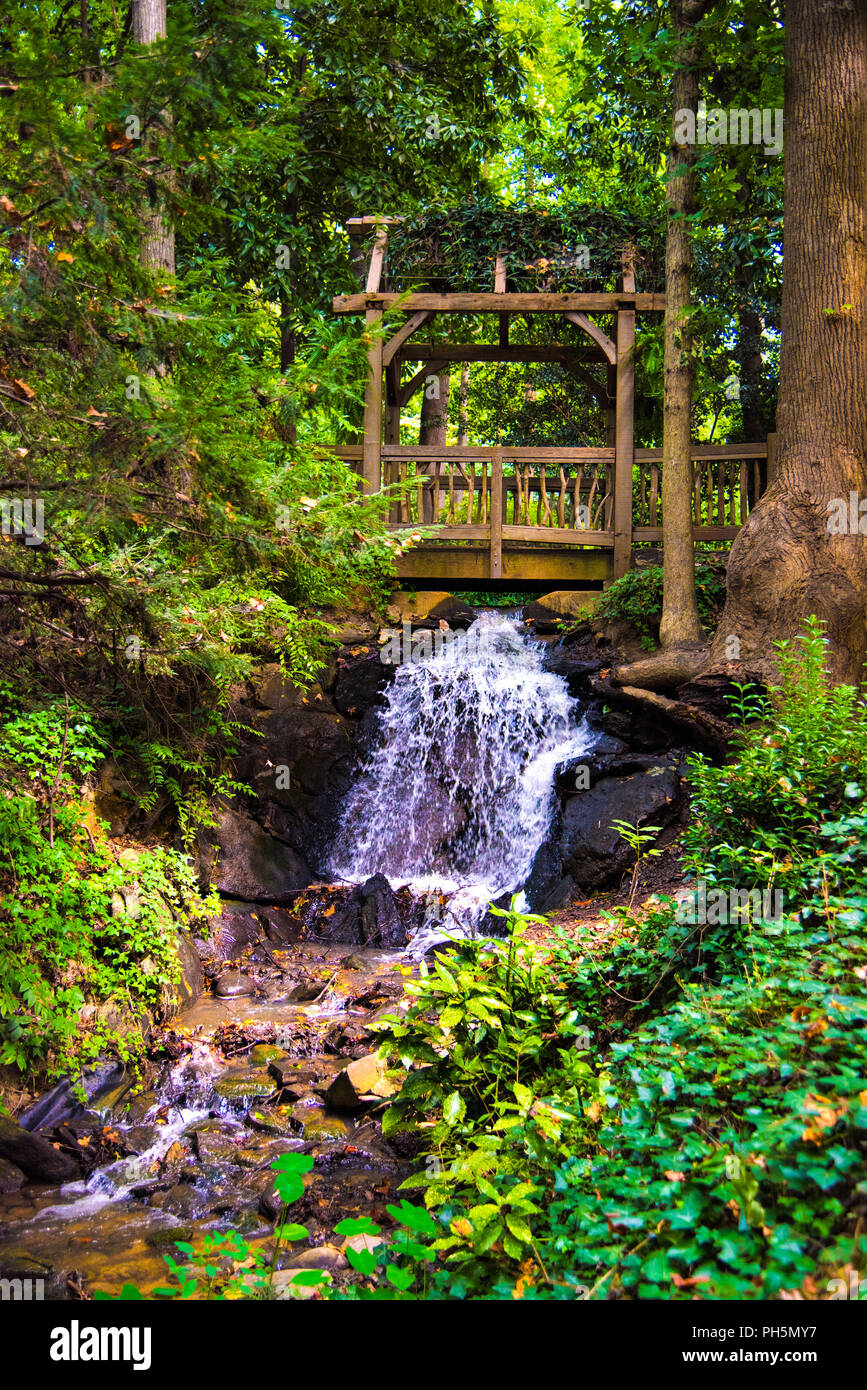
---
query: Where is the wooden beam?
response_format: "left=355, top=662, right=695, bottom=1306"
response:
left=563, top=311, right=617, bottom=365
left=490, top=447, right=503, bottom=579
left=347, top=215, right=403, bottom=230
left=334, top=292, right=667, bottom=314
left=365, top=224, right=388, bottom=293
left=613, top=248, right=636, bottom=578
left=382, top=445, right=614, bottom=462
left=382, top=310, right=436, bottom=367
left=362, top=309, right=383, bottom=492
left=407, top=344, right=605, bottom=364
left=398, top=361, right=448, bottom=408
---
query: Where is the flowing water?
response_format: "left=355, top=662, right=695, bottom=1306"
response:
left=0, top=608, right=597, bottom=1295
left=328, top=610, right=596, bottom=952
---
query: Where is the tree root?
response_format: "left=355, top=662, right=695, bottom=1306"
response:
left=592, top=677, right=737, bottom=757
left=611, top=646, right=709, bottom=692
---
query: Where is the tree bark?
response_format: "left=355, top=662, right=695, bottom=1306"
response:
left=659, top=0, right=710, bottom=649
left=132, top=0, right=174, bottom=276
left=419, top=368, right=450, bottom=522
left=457, top=361, right=469, bottom=447
left=709, top=0, right=867, bottom=687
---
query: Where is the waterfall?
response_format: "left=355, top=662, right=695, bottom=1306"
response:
left=328, top=611, right=596, bottom=950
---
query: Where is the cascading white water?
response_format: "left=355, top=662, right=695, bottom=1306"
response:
left=328, top=611, right=596, bottom=951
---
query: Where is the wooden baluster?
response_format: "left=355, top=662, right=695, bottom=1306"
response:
left=540, top=467, right=551, bottom=526
left=558, top=467, right=566, bottom=528
left=573, top=473, right=580, bottom=528
left=639, top=462, right=647, bottom=526
left=650, top=462, right=659, bottom=528
left=481, top=459, right=488, bottom=524
left=468, top=462, right=475, bottom=525
left=728, top=459, right=737, bottom=524
left=586, top=472, right=598, bottom=531
left=448, top=461, right=455, bottom=523
left=717, top=460, right=724, bottom=527
left=693, top=458, right=701, bottom=524
left=739, top=459, right=748, bottom=524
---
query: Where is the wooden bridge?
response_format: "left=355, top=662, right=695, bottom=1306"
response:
left=332, top=217, right=774, bottom=587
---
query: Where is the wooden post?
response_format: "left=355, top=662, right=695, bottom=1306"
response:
left=490, top=447, right=503, bottom=579
left=361, top=222, right=388, bottom=494
left=613, top=247, right=636, bottom=578
left=495, top=252, right=509, bottom=349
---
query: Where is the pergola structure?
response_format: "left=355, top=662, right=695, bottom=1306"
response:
left=331, top=216, right=773, bottom=586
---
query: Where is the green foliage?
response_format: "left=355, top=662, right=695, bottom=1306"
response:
left=684, top=616, right=867, bottom=909
left=595, top=562, right=726, bottom=641
left=345, top=622, right=867, bottom=1300
left=0, top=703, right=217, bottom=1081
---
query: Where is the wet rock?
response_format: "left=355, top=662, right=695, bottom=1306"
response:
left=198, top=804, right=311, bottom=904
left=334, top=654, right=394, bottom=717
left=161, top=1183, right=208, bottom=1219
left=249, top=1044, right=286, bottom=1067
left=246, top=1106, right=302, bottom=1137
left=19, top=1060, right=129, bottom=1133
left=294, top=1111, right=350, bottom=1141
left=145, top=1224, right=194, bottom=1250
left=261, top=710, right=354, bottom=799
left=560, top=766, right=682, bottom=890
left=426, top=596, right=477, bottom=630
left=191, top=1123, right=244, bottom=1166
left=271, top=1270, right=321, bottom=1300
left=122, top=1124, right=162, bottom=1155
left=340, top=954, right=365, bottom=970
left=542, top=646, right=603, bottom=694
left=172, top=929, right=206, bottom=1011
left=0, top=1155, right=26, bottom=1192
left=315, top=874, right=408, bottom=949
left=211, top=1072, right=275, bottom=1104
left=325, top=1054, right=396, bottom=1109
left=214, top=970, right=257, bottom=998
left=287, top=973, right=331, bottom=1003
left=0, top=1114, right=80, bottom=1182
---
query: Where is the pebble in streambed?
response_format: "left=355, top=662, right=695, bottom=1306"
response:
left=0, top=942, right=415, bottom=1298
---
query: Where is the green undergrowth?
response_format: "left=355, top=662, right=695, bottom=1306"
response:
left=595, top=561, right=727, bottom=645
left=0, top=700, right=218, bottom=1087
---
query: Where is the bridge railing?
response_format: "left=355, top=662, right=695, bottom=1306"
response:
left=331, top=436, right=775, bottom=575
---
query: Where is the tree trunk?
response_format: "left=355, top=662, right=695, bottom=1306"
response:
left=659, top=0, right=708, bottom=649
left=419, top=369, right=450, bottom=522
left=132, top=0, right=174, bottom=276
left=709, top=0, right=867, bottom=687
left=457, top=362, right=469, bottom=447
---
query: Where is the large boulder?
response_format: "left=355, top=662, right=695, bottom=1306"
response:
left=199, top=806, right=311, bottom=905
left=311, top=875, right=410, bottom=948
left=171, top=929, right=205, bottom=1011
left=560, top=766, right=682, bottom=891
left=525, top=591, right=602, bottom=621
left=0, top=1114, right=80, bottom=1182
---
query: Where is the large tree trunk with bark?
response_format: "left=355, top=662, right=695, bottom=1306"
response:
left=709, top=0, right=867, bottom=687
left=132, top=0, right=174, bottom=275
left=659, top=0, right=709, bottom=650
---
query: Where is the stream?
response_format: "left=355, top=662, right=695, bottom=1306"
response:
left=0, top=610, right=596, bottom=1298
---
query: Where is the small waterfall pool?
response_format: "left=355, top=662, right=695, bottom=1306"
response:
left=327, top=610, right=596, bottom=953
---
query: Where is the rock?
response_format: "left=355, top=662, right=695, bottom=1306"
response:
left=249, top=1044, right=286, bottom=1066
left=325, top=1054, right=396, bottom=1109
left=287, top=1243, right=347, bottom=1271
left=204, top=901, right=264, bottom=960
left=214, top=969, right=257, bottom=998
left=18, top=1060, right=129, bottom=1133
left=389, top=590, right=453, bottom=623
left=341, top=1230, right=385, bottom=1257
left=0, top=1155, right=26, bottom=1192
left=270, top=1269, right=322, bottom=1299
left=253, top=665, right=306, bottom=714
left=340, top=954, right=365, bottom=970
left=172, top=929, right=205, bottom=1011
left=295, top=1111, right=350, bottom=1140
left=191, top=1123, right=244, bottom=1166
left=211, top=1072, right=275, bottom=1104
left=161, top=1183, right=208, bottom=1219
left=427, top=596, right=477, bottom=629
left=542, top=645, right=603, bottom=693
left=358, top=874, right=407, bottom=948
left=334, top=654, right=394, bottom=717
left=525, top=591, right=602, bottom=621
left=261, top=710, right=355, bottom=798
left=198, top=805, right=311, bottom=904
left=560, top=767, right=682, bottom=890
left=0, top=1114, right=80, bottom=1182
